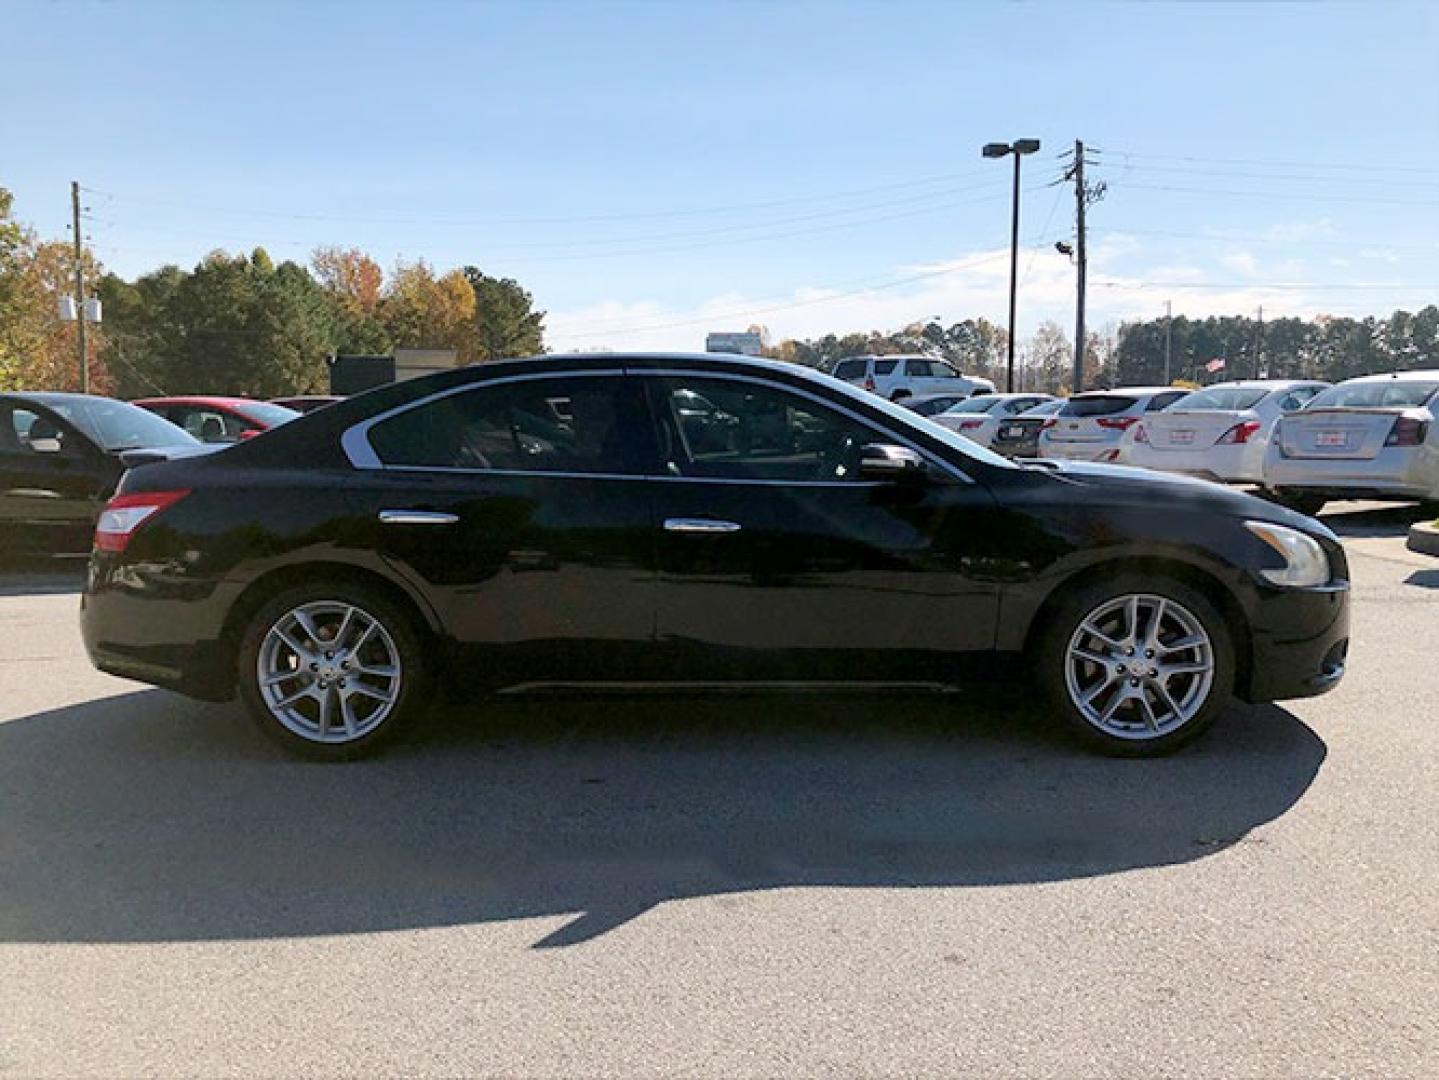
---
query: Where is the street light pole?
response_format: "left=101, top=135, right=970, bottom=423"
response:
left=983, top=139, right=1040, bottom=393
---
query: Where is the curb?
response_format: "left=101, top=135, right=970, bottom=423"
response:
left=1406, top=521, right=1439, bottom=557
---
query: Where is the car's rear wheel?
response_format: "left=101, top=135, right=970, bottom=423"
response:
left=1037, top=575, right=1234, bottom=756
left=236, top=583, right=429, bottom=759
left=889, top=389, right=912, bottom=402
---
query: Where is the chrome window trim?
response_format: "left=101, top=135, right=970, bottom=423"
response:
left=340, top=364, right=971, bottom=484
left=340, top=368, right=630, bottom=470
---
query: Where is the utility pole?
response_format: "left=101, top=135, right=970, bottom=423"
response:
left=1164, top=300, right=1173, bottom=384
left=1072, top=139, right=1087, bottom=395
left=1005, top=151, right=1022, bottom=392
left=71, top=181, right=89, bottom=394
left=1254, top=305, right=1264, bottom=379
left=1062, top=141, right=1103, bottom=393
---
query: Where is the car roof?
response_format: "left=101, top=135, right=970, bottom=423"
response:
left=132, top=396, right=259, bottom=408
left=0, top=391, right=116, bottom=405
left=1200, top=378, right=1327, bottom=389
left=1336, top=369, right=1439, bottom=385
left=1073, top=386, right=1179, bottom=398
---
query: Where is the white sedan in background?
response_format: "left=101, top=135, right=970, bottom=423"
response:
left=1038, top=387, right=1191, bottom=462
left=1263, top=369, right=1439, bottom=515
left=929, top=392, right=1056, bottom=447
left=1123, top=379, right=1330, bottom=484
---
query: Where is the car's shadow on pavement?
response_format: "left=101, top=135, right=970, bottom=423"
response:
left=0, top=688, right=1326, bottom=949
left=1320, top=502, right=1432, bottom=538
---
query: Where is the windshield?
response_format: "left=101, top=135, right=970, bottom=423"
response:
left=940, top=396, right=1003, bottom=415
left=1306, top=381, right=1439, bottom=409
left=1171, top=388, right=1269, bottom=411
left=234, top=401, right=302, bottom=427
left=45, top=397, right=199, bottom=451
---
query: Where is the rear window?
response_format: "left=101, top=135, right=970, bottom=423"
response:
left=1020, top=399, right=1065, bottom=416
left=1146, top=391, right=1189, bottom=412
left=903, top=359, right=960, bottom=378
left=1306, top=381, right=1439, bottom=409
left=1059, top=395, right=1137, bottom=417
left=1172, top=388, right=1268, bottom=411
left=832, top=359, right=865, bottom=380
left=940, top=396, right=1002, bottom=415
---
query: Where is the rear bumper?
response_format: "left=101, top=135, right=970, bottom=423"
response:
left=1239, top=579, right=1350, bottom=703
left=1128, top=443, right=1262, bottom=484
left=1263, top=447, right=1438, bottom=500
left=81, top=557, right=240, bottom=701
left=1038, top=442, right=1125, bottom=463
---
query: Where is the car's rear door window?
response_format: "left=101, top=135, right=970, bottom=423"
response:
left=367, top=376, right=650, bottom=474
left=647, top=377, right=882, bottom=483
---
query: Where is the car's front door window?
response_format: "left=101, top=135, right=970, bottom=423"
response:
left=648, top=377, right=882, bottom=483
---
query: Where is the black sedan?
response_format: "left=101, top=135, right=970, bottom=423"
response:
left=1, top=392, right=201, bottom=557
left=81, top=354, right=1350, bottom=758
left=991, top=398, right=1066, bottom=458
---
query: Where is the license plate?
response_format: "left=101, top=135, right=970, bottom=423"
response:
left=1169, top=429, right=1195, bottom=445
left=1316, top=431, right=1348, bottom=447
left=1000, top=425, right=1022, bottom=439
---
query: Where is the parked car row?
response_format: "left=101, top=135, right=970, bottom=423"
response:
left=877, top=367, right=1439, bottom=513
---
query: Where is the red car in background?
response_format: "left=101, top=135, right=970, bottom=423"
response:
left=132, top=396, right=301, bottom=443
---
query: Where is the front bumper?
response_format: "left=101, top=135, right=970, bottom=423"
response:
left=1239, top=578, right=1350, bottom=703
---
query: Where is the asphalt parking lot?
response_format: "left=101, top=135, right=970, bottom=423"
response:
left=1, top=503, right=1436, bottom=1078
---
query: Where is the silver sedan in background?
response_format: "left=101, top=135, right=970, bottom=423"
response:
left=1123, top=379, right=1329, bottom=484
left=929, top=392, right=1055, bottom=448
left=1263, top=369, right=1439, bottom=514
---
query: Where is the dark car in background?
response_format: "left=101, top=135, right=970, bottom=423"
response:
left=133, top=396, right=300, bottom=443
left=991, top=398, right=1066, bottom=458
left=82, top=354, right=1349, bottom=760
left=0, top=392, right=200, bottom=557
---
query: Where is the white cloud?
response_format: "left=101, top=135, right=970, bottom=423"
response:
left=544, top=238, right=1345, bottom=352
left=1220, top=250, right=1260, bottom=277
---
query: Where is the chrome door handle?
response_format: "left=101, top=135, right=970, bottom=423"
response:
left=664, top=517, right=741, bottom=534
left=378, top=510, right=459, bottom=525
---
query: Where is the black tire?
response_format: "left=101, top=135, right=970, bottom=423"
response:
left=1271, top=489, right=1327, bottom=517
left=236, top=581, right=431, bottom=760
left=1035, top=573, right=1236, bottom=757
left=889, top=389, right=912, bottom=402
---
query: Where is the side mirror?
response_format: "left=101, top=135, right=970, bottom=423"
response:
left=859, top=443, right=927, bottom=484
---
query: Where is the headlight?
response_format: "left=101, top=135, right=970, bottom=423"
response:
left=1244, top=521, right=1330, bottom=587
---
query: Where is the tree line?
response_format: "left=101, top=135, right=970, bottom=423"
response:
left=0, top=188, right=545, bottom=398
left=3, top=187, right=1434, bottom=398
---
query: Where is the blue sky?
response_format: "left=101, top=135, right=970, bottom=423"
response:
left=5, top=0, right=1438, bottom=350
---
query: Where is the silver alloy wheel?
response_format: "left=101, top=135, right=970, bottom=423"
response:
left=256, top=600, right=402, bottom=744
left=1063, top=592, right=1215, bottom=740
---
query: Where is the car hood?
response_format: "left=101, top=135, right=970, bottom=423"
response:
left=1030, top=459, right=1336, bottom=538
left=117, top=443, right=224, bottom=469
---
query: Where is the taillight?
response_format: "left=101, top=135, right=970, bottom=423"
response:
left=1217, top=420, right=1262, bottom=445
left=1100, top=449, right=1122, bottom=462
left=863, top=377, right=876, bottom=392
left=1040, top=418, right=1058, bottom=430
left=958, top=419, right=985, bottom=430
left=1133, top=423, right=1149, bottom=444
left=1385, top=417, right=1428, bottom=447
left=94, top=490, right=190, bottom=553
left=1096, top=416, right=1139, bottom=430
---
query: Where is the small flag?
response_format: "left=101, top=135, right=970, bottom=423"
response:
left=1205, top=357, right=1227, bottom=373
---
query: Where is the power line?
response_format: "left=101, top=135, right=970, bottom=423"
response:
left=1100, top=149, right=1439, bottom=176
left=1114, top=182, right=1439, bottom=209
left=547, top=250, right=1013, bottom=342
left=81, top=167, right=1000, bottom=227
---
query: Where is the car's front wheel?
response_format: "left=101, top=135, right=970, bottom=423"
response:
left=236, top=582, right=429, bottom=759
left=1038, top=576, right=1235, bottom=755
